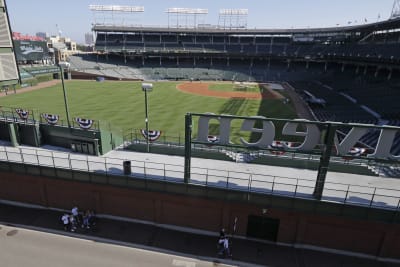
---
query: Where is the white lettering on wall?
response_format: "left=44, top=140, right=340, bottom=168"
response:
left=193, top=115, right=400, bottom=160
left=367, top=129, right=399, bottom=159
left=240, top=117, right=275, bottom=147
left=282, top=121, right=320, bottom=151
left=334, top=127, right=369, bottom=155
left=195, top=113, right=233, bottom=145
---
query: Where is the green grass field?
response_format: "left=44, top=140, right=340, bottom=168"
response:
left=0, top=80, right=297, bottom=141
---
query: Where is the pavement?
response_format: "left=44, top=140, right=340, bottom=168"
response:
left=1, top=200, right=399, bottom=267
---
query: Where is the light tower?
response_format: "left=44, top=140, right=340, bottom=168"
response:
left=391, top=0, right=400, bottom=19
left=166, top=8, right=208, bottom=28
left=89, top=5, right=145, bottom=26
left=218, top=9, right=248, bottom=29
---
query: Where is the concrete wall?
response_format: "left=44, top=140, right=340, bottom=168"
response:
left=0, top=167, right=399, bottom=259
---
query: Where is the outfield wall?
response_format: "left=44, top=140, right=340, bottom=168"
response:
left=0, top=162, right=399, bottom=260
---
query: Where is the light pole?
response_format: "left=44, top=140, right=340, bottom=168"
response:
left=142, top=83, right=153, bottom=152
left=59, top=62, right=71, bottom=128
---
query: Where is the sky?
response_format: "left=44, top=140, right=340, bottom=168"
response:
left=6, top=0, right=397, bottom=44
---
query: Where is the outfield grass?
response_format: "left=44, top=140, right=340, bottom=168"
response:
left=0, top=80, right=297, bottom=142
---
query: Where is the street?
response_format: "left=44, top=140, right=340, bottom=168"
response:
left=0, top=224, right=241, bottom=267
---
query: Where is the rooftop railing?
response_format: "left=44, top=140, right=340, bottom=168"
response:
left=0, top=144, right=399, bottom=212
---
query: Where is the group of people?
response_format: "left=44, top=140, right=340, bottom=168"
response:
left=217, top=228, right=232, bottom=258
left=61, top=206, right=96, bottom=232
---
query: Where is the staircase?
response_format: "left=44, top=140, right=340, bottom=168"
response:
left=224, top=150, right=258, bottom=163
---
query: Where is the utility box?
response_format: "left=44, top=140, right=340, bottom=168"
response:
left=123, top=160, right=131, bottom=175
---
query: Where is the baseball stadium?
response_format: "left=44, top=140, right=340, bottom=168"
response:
left=1, top=1, right=400, bottom=265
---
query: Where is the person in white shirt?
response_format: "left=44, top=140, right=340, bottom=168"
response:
left=71, top=206, right=79, bottom=217
left=223, top=237, right=231, bottom=257
left=61, top=214, right=70, bottom=231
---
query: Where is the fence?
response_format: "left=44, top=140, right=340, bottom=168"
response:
left=124, top=130, right=185, bottom=147
left=0, top=145, right=399, bottom=211
left=123, top=131, right=400, bottom=178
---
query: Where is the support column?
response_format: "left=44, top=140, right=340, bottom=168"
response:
left=324, top=61, right=328, bottom=72
left=355, top=65, right=360, bottom=74
left=8, top=123, right=19, bottom=147
left=184, top=113, right=192, bottom=184
left=374, top=67, right=380, bottom=78
left=313, top=123, right=336, bottom=200
left=388, top=69, right=392, bottom=80
left=341, top=63, right=345, bottom=72
left=306, top=61, right=309, bottom=69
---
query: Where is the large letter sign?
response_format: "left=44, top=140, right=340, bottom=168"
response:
left=367, top=128, right=399, bottom=160
left=281, top=121, right=320, bottom=151
left=334, top=127, right=369, bottom=156
left=195, top=113, right=233, bottom=145
left=240, top=117, right=275, bottom=147
left=192, top=113, right=400, bottom=160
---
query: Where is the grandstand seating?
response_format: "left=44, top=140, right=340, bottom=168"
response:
left=94, top=31, right=400, bottom=64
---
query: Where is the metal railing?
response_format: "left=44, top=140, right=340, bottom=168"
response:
left=0, top=145, right=399, bottom=211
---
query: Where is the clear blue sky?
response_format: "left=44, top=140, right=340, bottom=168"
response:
left=6, top=0, right=396, bottom=43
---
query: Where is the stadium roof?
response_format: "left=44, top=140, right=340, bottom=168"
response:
left=92, top=17, right=400, bottom=35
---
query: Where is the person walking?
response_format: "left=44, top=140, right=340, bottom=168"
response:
left=223, top=237, right=232, bottom=258
left=61, top=214, right=70, bottom=231
left=219, top=228, right=226, bottom=238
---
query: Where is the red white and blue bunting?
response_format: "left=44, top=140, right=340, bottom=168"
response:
left=207, top=135, right=219, bottom=143
left=15, top=108, right=29, bottom=120
left=75, top=117, right=93, bottom=129
left=206, top=135, right=219, bottom=147
left=140, top=129, right=162, bottom=142
left=269, top=141, right=286, bottom=155
left=41, top=113, right=59, bottom=125
left=342, top=147, right=367, bottom=160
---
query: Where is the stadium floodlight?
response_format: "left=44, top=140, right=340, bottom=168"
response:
left=218, top=8, right=248, bottom=29
left=391, top=0, right=400, bottom=19
left=166, top=7, right=208, bottom=28
left=90, top=4, right=144, bottom=27
left=166, top=8, right=208, bottom=15
left=89, top=5, right=144, bottom=13
left=219, top=9, right=248, bottom=16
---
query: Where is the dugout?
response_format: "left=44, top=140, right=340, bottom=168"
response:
left=0, top=106, right=123, bottom=156
left=0, top=119, right=41, bottom=147
left=0, top=121, right=10, bottom=141
left=40, top=124, right=100, bottom=156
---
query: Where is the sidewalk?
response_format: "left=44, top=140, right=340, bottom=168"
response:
left=1, top=201, right=399, bottom=267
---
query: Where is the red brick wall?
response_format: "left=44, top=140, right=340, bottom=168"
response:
left=0, top=170, right=399, bottom=259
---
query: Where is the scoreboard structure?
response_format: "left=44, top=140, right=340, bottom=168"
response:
left=0, top=0, right=19, bottom=87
